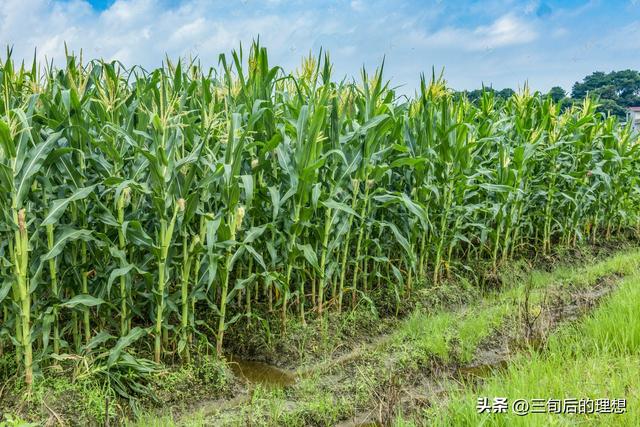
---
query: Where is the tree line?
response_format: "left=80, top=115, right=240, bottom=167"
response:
left=456, top=69, right=640, bottom=120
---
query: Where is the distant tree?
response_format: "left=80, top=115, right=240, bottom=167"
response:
left=463, top=88, right=486, bottom=103
left=455, top=87, right=515, bottom=103
left=571, top=70, right=640, bottom=119
left=597, top=99, right=627, bottom=119
left=547, top=86, right=567, bottom=103
left=497, top=88, right=515, bottom=99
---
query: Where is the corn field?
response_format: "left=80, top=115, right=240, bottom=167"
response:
left=1, top=43, right=639, bottom=392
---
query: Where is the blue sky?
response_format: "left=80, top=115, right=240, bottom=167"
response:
left=1, top=0, right=638, bottom=93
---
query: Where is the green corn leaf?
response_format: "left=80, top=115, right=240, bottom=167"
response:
left=107, top=327, right=148, bottom=367
left=322, top=199, right=359, bottom=217
left=297, top=243, right=320, bottom=272
left=60, top=294, right=105, bottom=309
left=14, top=131, right=61, bottom=207
left=0, top=119, right=15, bottom=157
left=41, top=228, right=93, bottom=261
left=41, top=184, right=97, bottom=226
left=0, top=280, right=12, bottom=304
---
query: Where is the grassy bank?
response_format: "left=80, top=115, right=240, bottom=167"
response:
left=142, top=245, right=640, bottom=427
left=423, top=260, right=640, bottom=426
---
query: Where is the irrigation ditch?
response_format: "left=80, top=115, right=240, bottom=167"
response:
left=163, top=246, right=637, bottom=427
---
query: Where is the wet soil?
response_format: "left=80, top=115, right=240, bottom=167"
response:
left=227, top=356, right=297, bottom=388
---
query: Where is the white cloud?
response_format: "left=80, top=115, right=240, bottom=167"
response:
left=524, top=0, right=538, bottom=15
left=418, top=14, right=538, bottom=51
left=350, top=0, right=365, bottom=12
left=552, top=27, right=569, bottom=38
left=602, top=20, right=640, bottom=51
left=480, top=14, right=537, bottom=46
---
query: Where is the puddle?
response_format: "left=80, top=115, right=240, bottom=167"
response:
left=185, top=358, right=296, bottom=421
left=228, top=356, right=296, bottom=388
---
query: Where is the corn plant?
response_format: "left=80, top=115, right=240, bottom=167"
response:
left=1, top=43, right=639, bottom=392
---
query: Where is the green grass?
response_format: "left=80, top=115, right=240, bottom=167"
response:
left=0, top=356, right=231, bottom=427
left=0, top=376, right=117, bottom=426
left=390, top=247, right=640, bottom=369
left=426, top=268, right=640, bottom=426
